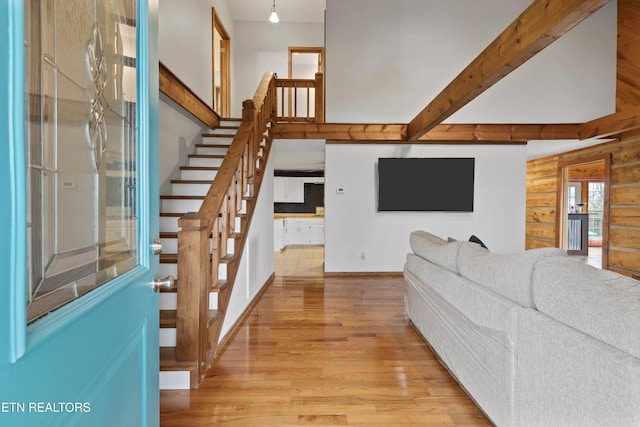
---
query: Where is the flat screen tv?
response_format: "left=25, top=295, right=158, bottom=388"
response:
left=377, top=157, right=475, bottom=212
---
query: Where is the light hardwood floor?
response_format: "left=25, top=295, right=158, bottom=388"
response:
left=160, top=252, right=490, bottom=426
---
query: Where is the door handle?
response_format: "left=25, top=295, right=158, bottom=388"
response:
left=151, top=275, right=175, bottom=292
left=150, top=238, right=164, bottom=255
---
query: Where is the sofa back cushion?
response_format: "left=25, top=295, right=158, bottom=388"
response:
left=457, top=243, right=567, bottom=308
left=532, top=256, right=640, bottom=359
left=409, top=231, right=463, bottom=273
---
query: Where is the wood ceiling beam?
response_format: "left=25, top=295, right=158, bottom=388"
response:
left=579, top=107, right=640, bottom=139
left=406, top=0, right=610, bottom=141
left=272, top=122, right=580, bottom=142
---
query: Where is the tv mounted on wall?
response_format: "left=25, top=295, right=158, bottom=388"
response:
left=377, top=157, right=475, bottom=212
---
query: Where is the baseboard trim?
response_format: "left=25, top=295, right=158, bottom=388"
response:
left=322, top=271, right=403, bottom=278
left=215, top=272, right=276, bottom=355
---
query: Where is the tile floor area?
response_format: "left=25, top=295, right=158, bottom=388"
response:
left=274, top=245, right=324, bottom=277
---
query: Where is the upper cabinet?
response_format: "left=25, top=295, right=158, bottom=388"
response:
left=274, top=177, right=305, bottom=203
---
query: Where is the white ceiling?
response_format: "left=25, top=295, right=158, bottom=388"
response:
left=229, top=0, right=326, bottom=24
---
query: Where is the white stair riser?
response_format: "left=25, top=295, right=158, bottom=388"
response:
left=161, top=198, right=203, bottom=213
left=159, top=292, right=218, bottom=311
left=219, top=263, right=226, bottom=281
left=160, top=263, right=177, bottom=278
left=159, top=371, right=190, bottom=390
left=160, top=292, right=177, bottom=310
left=189, top=157, right=224, bottom=167
left=159, top=328, right=176, bottom=347
left=163, top=237, right=177, bottom=254
left=160, top=216, right=179, bottom=233
left=196, top=146, right=229, bottom=155
left=202, top=136, right=233, bottom=144
left=180, top=169, right=218, bottom=181
left=208, top=127, right=237, bottom=135
left=171, top=183, right=211, bottom=196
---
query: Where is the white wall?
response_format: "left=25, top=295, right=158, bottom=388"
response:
left=158, top=0, right=236, bottom=192
left=323, top=0, right=616, bottom=272
left=324, top=144, right=526, bottom=272
left=220, top=157, right=275, bottom=339
left=159, top=0, right=235, bottom=109
left=233, top=20, right=324, bottom=116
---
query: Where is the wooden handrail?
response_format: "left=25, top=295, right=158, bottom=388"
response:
left=159, top=62, right=220, bottom=129
left=175, top=72, right=276, bottom=385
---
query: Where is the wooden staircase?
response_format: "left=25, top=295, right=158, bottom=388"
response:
left=154, top=71, right=324, bottom=390
left=158, top=119, right=241, bottom=389
left=156, top=71, right=277, bottom=390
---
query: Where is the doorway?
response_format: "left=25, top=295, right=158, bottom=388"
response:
left=287, top=47, right=324, bottom=120
left=212, top=8, right=230, bottom=117
left=557, top=155, right=611, bottom=269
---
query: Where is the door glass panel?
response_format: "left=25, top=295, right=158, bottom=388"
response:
left=25, top=0, right=138, bottom=323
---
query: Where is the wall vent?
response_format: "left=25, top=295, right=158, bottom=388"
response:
left=247, top=234, right=259, bottom=297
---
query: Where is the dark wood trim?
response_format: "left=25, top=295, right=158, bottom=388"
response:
left=159, top=61, right=220, bottom=128
left=212, top=8, right=231, bottom=117
left=323, top=272, right=404, bottom=278
left=579, top=107, right=640, bottom=139
left=272, top=122, right=578, bottom=143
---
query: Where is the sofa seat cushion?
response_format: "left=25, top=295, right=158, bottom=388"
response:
left=457, top=243, right=567, bottom=308
left=409, top=230, right=463, bottom=273
left=532, top=256, right=640, bottom=359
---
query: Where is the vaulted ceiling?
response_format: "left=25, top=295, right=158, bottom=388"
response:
left=231, top=0, right=640, bottom=165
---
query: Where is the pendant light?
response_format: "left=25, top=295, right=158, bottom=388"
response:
left=269, top=0, right=279, bottom=23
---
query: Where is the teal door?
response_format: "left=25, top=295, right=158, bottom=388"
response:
left=0, top=0, right=161, bottom=426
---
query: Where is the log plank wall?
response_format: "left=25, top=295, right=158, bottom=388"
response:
left=525, top=0, right=640, bottom=277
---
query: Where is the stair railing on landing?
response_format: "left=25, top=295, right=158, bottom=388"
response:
left=275, top=72, right=324, bottom=123
left=175, top=72, right=277, bottom=386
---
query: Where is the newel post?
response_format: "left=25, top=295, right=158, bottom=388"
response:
left=176, top=212, right=210, bottom=379
left=314, top=72, right=324, bottom=123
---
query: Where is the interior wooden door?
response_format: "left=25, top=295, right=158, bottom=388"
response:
left=0, top=0, right=161, bottom=425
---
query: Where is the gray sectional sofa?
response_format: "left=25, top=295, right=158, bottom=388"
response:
left=404, top=230, right=640, bottom=427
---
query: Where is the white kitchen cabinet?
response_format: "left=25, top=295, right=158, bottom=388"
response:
left=273, top=177, right=304, bottom=203
left=283, top=218, right=324, bottom=246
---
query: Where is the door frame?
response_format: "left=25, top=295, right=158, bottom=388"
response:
left=556, top=153, right=611, bottom=268
left=212, top=8, right=230, bottom=117
left=1, top=0, right=28, bottom=363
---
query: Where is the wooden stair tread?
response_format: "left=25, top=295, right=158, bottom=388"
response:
left=160, top=309, right=176, bottom=328
left=170, top=179, right=213, bottom=184
left=160, top=195, right=205, bottom=200
left=188, top=154, right=225, bottom=158
left=195, top=144, right=231, bottom=148
left=216, top=123, right=240, bottom=127
left=160, top=253, right=237, bottom=264
left=201, top=133, right=235, bottom=138
left=159, top=231, right=178, bottom=239
left=214, top=280, right=229, bottom=292
left=160, top=254, right=178, bottom=263
left=180, top=166, right=220, bottom=170
left=160, top=347, right=198, bottom=371
left=160, top=309, right=219, bottom=328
